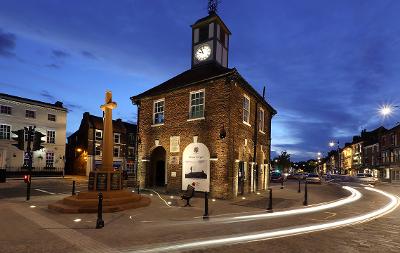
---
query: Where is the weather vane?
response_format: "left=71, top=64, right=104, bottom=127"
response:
left=208, top=0, right=219, bottom=14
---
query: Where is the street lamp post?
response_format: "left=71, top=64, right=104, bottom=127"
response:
left=329, top=141, right=340, bottom=174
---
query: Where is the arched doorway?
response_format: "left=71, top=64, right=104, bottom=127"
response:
left=148, top=146, right=166, bottom=187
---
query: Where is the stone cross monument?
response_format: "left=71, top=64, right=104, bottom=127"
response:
left=48, top=90, right=151, bottom=213
left=100, top=91, right=117, bottom=171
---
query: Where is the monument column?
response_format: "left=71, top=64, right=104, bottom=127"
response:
left=100, top=91, right=117, bottom=171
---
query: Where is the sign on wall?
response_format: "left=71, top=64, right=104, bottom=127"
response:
left=170, top=136, right=180, bottom=153
left=182, top=142, right=210, bottom=192
left=169, top=156, right=180, bottom=164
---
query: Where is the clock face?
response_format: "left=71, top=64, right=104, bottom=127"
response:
left=195, top=44, right=211, bottom=61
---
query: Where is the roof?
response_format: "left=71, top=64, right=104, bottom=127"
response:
left=0, top=92, right=67, bottom=111
left=85, top=113, right=137, bottom=133
left=131, top=64, right=234, bottom=100
left=130, top=64, right=277, bottom=115
left=192, top=12, right=231, bottom=35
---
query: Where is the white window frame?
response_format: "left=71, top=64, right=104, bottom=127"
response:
left=0, top=124, right=11, bottom=140
left=47, top=130, right=56, bottom=144
left=113, top=146, right=120, bottom=157
left=0, top=105, right=12, bottom=115
left=258, top=107, right=265, bottom=133
left=114, top=133, right=121, bottom=144
left=152, top=98, right=165, bottom=126
left=243, top=94, right=251, bottom=126
left=46, top=151, right=54, bottom=167
left=188, top=89, right=205, bottom=121
left=25, top=109, right=36, bottom=119
left=95, top=129, right=103, bottom=141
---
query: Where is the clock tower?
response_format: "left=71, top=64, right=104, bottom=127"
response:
left=191, top=8, right=231, bottom=68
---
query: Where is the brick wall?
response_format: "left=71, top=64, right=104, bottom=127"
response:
left=137, top=75, right=273, bottom=199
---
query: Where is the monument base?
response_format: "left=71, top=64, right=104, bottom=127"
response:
left=48, top=190, right=151, bottom=213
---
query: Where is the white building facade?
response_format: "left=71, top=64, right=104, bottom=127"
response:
left=0, top=93, right=67, bottom=173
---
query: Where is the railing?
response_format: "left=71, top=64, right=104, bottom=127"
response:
left=3, top=166, right=64, bottom=177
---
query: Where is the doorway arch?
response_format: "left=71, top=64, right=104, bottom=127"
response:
left=148, top=146, right=166, bottom=187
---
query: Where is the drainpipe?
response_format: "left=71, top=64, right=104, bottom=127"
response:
left=132, top=100, right=141, bottom=189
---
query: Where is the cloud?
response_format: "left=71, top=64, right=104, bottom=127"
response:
left=0, top=28, right=16, bottom=57
left=40, top=90, right=57, bottom=102
left=81, top=50, right=97, bottom=60
left=52, top=49, right=69, bottom=58
left=45, top=63, right=61, bottom=69
left=64, top=102, right=84, bottom=112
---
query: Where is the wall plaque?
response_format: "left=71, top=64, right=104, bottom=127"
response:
left=96, top=173, right=107, bottom=191
left=170, top=136, right=180, bottom=153
left=111, top=173, right=121, bottom=190
left=169, top=156, right=180, bottom=164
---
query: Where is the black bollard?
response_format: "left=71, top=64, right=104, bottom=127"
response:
left=137, top=180, right=140, bottom=194
left=281, top=180, right=284, bottom=189
left=303, top=180, right=308, bottom=206
left=203, top=192, right=209, bottom=219
left=267, top=188, right=273, bottom=212
left=27, top=181, right=31, bottom=201
left=298, top=179, right=301, bottom=193
left=72, top=180, right=76, bottom=195
left=96, top=192, right=104, bottom=229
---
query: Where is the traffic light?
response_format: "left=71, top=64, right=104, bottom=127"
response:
left=23, top=175, right=31, bottom=184
left=32, top=131, right=46, bottom=151
left=12, top=129, right=25, bottom=150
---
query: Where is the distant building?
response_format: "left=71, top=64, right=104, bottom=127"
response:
left=380, top=124, right=400, bottom=183
left=361, top=126, right=387, bottom=178
left=0, top=93, right=67, bottom=174
left=66, top=112, right=136, bottom=176
left=131, top=12, right=276, bottom=199
left=341, top=143, right=353, bottom=175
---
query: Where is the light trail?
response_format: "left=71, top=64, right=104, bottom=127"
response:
left=211, top=186, right=361, bottom=223
left=130, top=187, right=399, bottom=253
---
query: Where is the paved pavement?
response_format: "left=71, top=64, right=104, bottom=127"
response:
left=0, top=179, right=398, bottom=253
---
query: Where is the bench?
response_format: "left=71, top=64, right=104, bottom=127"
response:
left=181, top=184, right=195, bottom=207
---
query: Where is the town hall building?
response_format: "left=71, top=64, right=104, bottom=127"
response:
left=131, top=9, right=276, bottom=199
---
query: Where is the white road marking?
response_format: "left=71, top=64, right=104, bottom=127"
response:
left=145, top=189, right=172, bottom=207
left=35, top=188, right=56, bottom=195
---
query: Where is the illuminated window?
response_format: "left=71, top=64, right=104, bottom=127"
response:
left=189, top=90, right=205, bottom=119
left=153, top=99, right=165, bottom=125
left=243, top=95, right=250, bottom=125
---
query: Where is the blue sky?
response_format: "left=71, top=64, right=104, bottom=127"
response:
left=0, top=0, right=399, bottom=161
